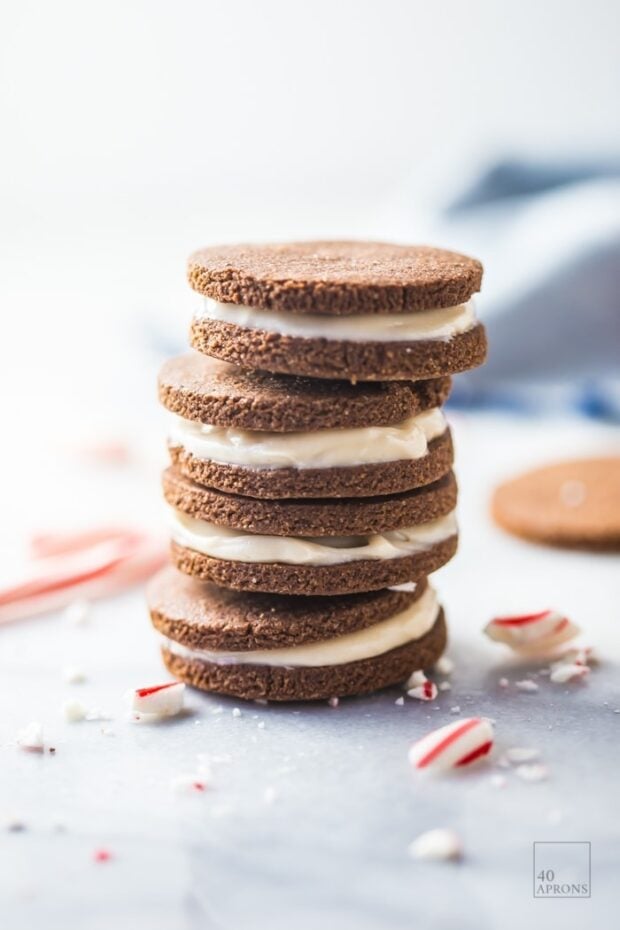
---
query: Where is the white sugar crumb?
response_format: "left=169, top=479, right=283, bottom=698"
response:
left=506, top=747, right=540, bottom=764
left=100, top=726, right=114, bottom=737
left=263, top=786, right=278, bottom=805
left=408, top=828, right=463, bottom=861
left=515, top=679, right=539, bottom=692
left=328, top=696, right=339, bottom=708
left=450, top=706, right=461, bottom=714
left=62, top=665, right=86, bottom=684
left=64, top=599, right=91, bottom=626
left=17, top=722, right=45, bottom=752
left=498, top=678, right=509, bottom=688
left=211, top=706, right=223, bottom=714
left=257, top=721, right=266, bottom=730
left=438, top=681, right=451, bottom=691
left=63, top=700, right=87, bottom=722
left=515, top=763, right=549, bottom=783
left=435, top=656, right=454, bottom=675
left=232, top=708, right=241, bottom=718
left=395, top=696, right=405, bottom=706
left=170, top=774, right=207, bottom=795
left=490, top=774, right=507, bottom=789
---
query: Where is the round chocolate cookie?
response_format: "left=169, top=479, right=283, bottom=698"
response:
left=492, top=457, right=620, bottom=551
left=148, top=567, right=447, bottom=701
left=163, top=467, right=457, bottom=537
left=149, top=567, right=429, bottom=651
left=169, top=533, right=457, bottom=596
left=168, top=429, right=454, bottom=500
left=159, top=353, right=452, bottom=432
left=190, top=316, right=487, bottom=382
left=188, top=241, right=482, bottom=314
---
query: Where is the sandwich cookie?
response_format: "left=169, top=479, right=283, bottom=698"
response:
left=160, top=354, right=454, bottom=498
left=188, top=241, right=486, bottom=381
left=148, top=567, right=447, bottom=701
left=164, top=471, right=458, bottom=596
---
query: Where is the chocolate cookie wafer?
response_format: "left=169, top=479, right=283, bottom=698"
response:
left=148, top=567, right=447, bottom=701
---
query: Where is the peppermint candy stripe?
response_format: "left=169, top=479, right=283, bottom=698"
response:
left=408, top=717, right=494, bottom=772
left=484, top=609, right=580, bottom=655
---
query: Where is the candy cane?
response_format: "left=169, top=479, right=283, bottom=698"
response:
left=484, top=610, right=580, bottom=656
left=408, top=717, right=494, bottom=772
left=0, top=529, right=166, bottom=624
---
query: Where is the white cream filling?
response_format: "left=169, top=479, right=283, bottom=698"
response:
left=170, top=508, right=457, bottom=566
left=168, top=407, right=447, bottom=469
left=162, top=584, right=439, bottom=668
left=197, top=298, right=477, bottom=343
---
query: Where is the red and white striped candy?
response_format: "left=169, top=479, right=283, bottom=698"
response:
left=406, top=671, right=438, bottom=702
left=484, top=610, right=580, bottom=656
left=129, top=682, right=185, bottom=717
left=408, top=717, right=494, bottom=772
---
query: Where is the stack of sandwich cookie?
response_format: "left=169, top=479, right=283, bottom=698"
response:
left=148, top=241, right=486, bottom=701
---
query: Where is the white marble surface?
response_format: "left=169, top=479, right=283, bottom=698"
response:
left=1, top=413, right=619, bottom=930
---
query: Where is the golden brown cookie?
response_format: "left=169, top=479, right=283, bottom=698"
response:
left=491, top=457, right=620, bottom=551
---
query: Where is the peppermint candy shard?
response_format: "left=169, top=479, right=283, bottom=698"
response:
left=484, top=609, right=580, bottom=655
left=408, top=828, right=463, bottom=861
left=408, top=717, right=494, bottom=772
left=130, top=682, right=185, bottom=716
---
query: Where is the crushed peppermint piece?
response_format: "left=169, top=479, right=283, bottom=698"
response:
left=171, top=774, right=208, bottom=795
left=408, top=828, right=463, bottom=861
left=484, top=609, right=579, bottom=656
left=5, top=815, right=27, bottom=832
left=62, top=665, right=86, bottom=684
left=405, top=670, right=427, bottom=689
left=515, top=679, right=539, bottom=692
left=257, top=721, right=266, bottom=729
left=328, top=696, right=339, bottom=708
left=438, top=681, right=451, bottom=692
left=128, top=682, right=185, bottom=717
left=505, top=747, right=540, bottom=764
left=93, top=848, right=113, bottom=863
left=63, top=700, right=88, bottom=722
left=17, top=722, right=45, bottom=752
left=515, top=763, right=549, bottom=782
left=232, top=707, right=241, bottom=718
left=435, top=656, right=454, bottom=676
left=408, top=717, right=494, bottom=772
left=549, top=662, right=590, bottom=684
left=64, top=599, right=91, bottom=626
left=407, top=673, right=438, bottom=702
left=395, top=696, right=405, bottom=706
